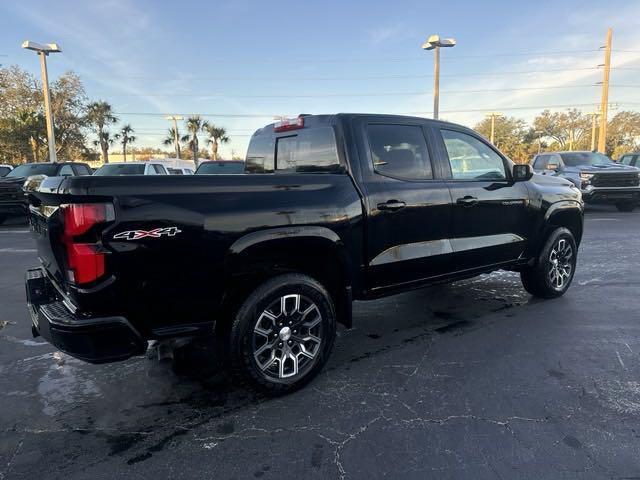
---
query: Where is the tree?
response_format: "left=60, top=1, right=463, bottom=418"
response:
left=86, top=101, right=118, bottom=163
left=473, top=116, right=531, bottom=163
left=0, top=66, right=89, bottom=163
left=118, top=124, right=136, bottom=161
left=92, top=131, right=117, bottom=158
left=532, top=109, right=591, bottom=151
left=205, top=124, right=230, bottom=160
left=50, top=72, right=89, bottom=160
left=184, top=116, right=208, bottom=167
left=606, top=111, right=640, bottom=158
left=163, top=127, right=188, bottom=159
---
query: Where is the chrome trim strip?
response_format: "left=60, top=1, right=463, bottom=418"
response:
left=369, top=233, right=525, bottom=266
left=370, top=239, right=453, bottom=266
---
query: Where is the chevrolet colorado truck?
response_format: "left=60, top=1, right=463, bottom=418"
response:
left=25, top=114, right=583, bottom=394
left=531, top=151, right=640, bottom=212
left=0, top=162, right=91, bottom=225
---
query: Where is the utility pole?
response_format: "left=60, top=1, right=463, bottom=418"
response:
left=597, top=28, right=612, bottom=154
left=422, top=35, right=456, bottom=120
left=165, top=115, right=183, bottom=166
left=22, top=41, right=62, bottom=163
left=486, top=112, right=503, bottom=144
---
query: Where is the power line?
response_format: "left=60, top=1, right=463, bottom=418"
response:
left=102, top=84, right=601, bottom=99
left=84, top=67, right=607, bottom=82
left=113, top=101, right=638, bottom=119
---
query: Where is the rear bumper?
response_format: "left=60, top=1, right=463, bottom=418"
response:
left=582, top=187, right=640, bottom=204
left=25, top=268, right=146, bottom=363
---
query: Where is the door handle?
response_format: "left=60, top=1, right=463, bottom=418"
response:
left=457, top=195, right=479, bottom=207
left=377, top=200, right=406, bottom=212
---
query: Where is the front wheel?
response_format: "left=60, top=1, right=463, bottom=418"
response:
left=616, top=201, right=636, bottom=212
left=521, top=227, right=577, bottom=299
left=225, top=274, right=336, bottom=394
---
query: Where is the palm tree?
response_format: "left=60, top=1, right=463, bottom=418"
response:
left=119, top=124, right=136, bottom=161
left=92, top=131, right=117, bottom=159
left=185, top=116, right=209, bottom=167
left=86, top=101, right=118, bottom=163
left=205, top=124, right=230, bottom=160
left=163, top=127, right=188, bottom=159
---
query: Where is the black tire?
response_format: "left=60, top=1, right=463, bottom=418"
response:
left=225, top=274, right=336, bottom=395
left=615, top=201, right=636, bottom=212
left=521, top=227, right=577, bottom=299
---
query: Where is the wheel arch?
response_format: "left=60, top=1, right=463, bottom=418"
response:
left=544, top=200, right=584, bottom=246
left=221, top=226, right=354, bottom=329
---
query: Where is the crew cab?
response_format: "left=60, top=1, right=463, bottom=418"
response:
left=25, top=114, right=584, bottom=393
left=0, top=161, right=91, bottom=225
left=531, top=151, right=640, bottom=211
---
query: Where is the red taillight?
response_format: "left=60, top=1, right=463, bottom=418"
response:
left=274, top=116, right=304, bottom=133
left=61, top=203, right=114, bottom=285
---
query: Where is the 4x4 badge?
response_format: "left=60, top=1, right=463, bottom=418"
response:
left=113, top=227, right=182, bottom=241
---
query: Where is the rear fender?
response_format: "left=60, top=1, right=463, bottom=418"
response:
left=224, top=226, right=353, bottom=327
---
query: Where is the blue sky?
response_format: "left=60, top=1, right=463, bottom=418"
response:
left=2, top=0, right=640, bottom=158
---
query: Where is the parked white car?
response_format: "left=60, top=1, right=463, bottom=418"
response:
left=93, top=161, right=169, bottom=176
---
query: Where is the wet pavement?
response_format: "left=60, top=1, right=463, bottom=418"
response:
left=1, top=206, right=640, bottom=479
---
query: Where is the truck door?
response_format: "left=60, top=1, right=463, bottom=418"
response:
left=432, top=126, right=531, bottom=270
left=353, top=116, right=453, bottom=292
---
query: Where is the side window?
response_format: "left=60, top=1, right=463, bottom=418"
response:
left=58, top=165, right=74, bottom=176
left=441, top=129, right=507, bottom=181
left=73, top=164, right=91, bottom=176
left=153, top=164, right=167, bottom=174
left=533, top=155, right=549, bottom=170
left=274, top=127, right=340, bottom=173
left=620, top=155, right=635, bottom=165
left=366, top=124, right=433, bottom=180
left=246, top=135, right=275, bottom=173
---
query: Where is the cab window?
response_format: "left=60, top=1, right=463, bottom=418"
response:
left=366, top=124, right=433, bottom=180
left=58, top=165, right=74, bottom=176
left=441, top=129, right=507, bottom=181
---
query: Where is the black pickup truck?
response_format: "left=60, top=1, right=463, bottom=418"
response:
left=25, top=114, right=583, bottom=393
left=0, top=162, right=92, bottom=225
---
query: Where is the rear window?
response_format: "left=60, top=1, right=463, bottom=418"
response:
left=93, top=164, right=146, bottom=175
left=196, top=162, right=245, bottom=174
left=275, top=127, right=340, bottom=173
left=245, top=127, right=341, bottom=174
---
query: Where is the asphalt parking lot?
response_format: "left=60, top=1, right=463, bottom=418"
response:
left=1, top=206, right=640, bottom=479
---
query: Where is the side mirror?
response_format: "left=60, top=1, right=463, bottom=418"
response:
left=546, top=163, right=559, bottom=171
left=513, top=164, right=533, bottom=182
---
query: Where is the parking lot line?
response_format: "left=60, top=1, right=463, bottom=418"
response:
left=0, top=248, right=37, bottom=253
left=0, top=230, right=30, bottom=234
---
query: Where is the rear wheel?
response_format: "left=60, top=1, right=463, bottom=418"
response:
left=225, top=274, right=336, bottom=394
left=521, top=227, right=577, bottom=299
left=615, top=201, right=636, bottom=212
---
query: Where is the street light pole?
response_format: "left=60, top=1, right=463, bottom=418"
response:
left=422, top=35, right=456, bottom=120
left=22, top=41, right=62, bottom=163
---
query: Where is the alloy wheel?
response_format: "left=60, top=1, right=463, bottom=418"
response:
left=548, top=238, right=574, bottom=290
left=252, top=294, right=323, bottom=380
